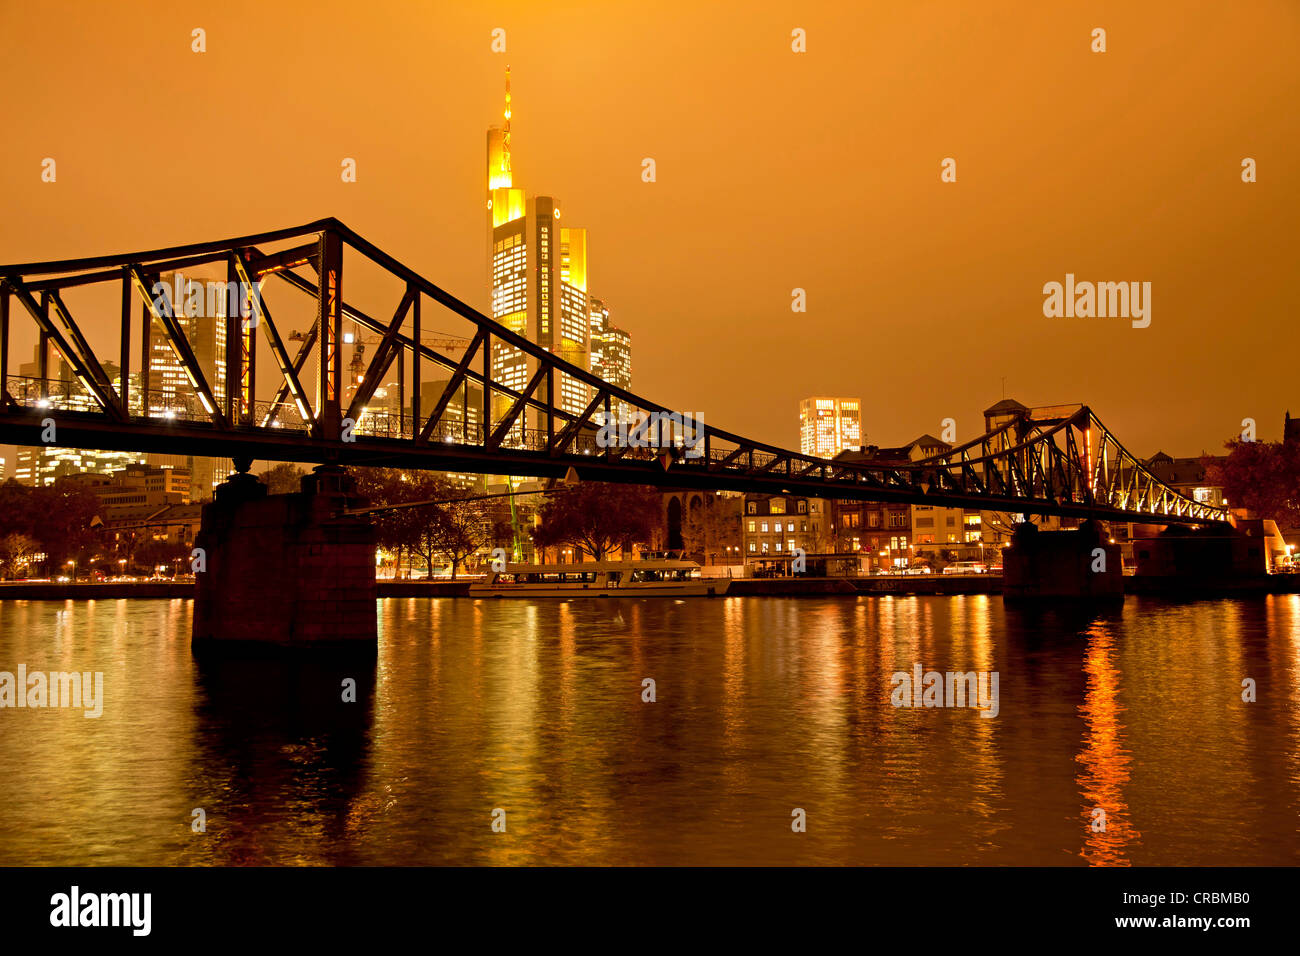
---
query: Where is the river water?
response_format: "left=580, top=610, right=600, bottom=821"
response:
left=0, top=594, right=1297, bottom=865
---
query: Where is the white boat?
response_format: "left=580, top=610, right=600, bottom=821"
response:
left=469, top=554, right=730, bottom=598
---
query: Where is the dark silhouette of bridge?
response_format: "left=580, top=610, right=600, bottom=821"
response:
left=0, top=219, right=1227, bottom=525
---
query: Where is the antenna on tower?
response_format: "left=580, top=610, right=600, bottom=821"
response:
left=503, top=66, right=512, bottom=180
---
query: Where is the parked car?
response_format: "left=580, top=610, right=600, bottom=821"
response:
left=904, top=566, right=933, bottom=575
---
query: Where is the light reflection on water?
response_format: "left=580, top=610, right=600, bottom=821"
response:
left=0, top=594, right=1297, bottom=865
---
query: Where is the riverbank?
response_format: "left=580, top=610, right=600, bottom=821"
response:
left=726, top=575, right=1002, bottom=596
left=0, top=580, right=472, bottom=599
left=0, top=576, right=1002, bottom=600
left=1, top=574, right=1296, bottom=600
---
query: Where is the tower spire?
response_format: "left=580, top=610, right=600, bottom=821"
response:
left=502, top=65, right=512, bottom=182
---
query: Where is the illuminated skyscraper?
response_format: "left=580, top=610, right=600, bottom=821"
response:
left=13, top=444, right=145, bottom=487
left=799, top=397, right=863, bottom=458
left=589, top=296, right=632, bottom=421
left=147, top=270, right=227, bottom=417
left=487, top=69, right=615, bottom=436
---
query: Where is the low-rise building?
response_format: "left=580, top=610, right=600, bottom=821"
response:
left=827, top=433, right=954, bottom=569
left=742, top=494, right=830, bottom=561
left=1141, top=451, right=1226, bottom=509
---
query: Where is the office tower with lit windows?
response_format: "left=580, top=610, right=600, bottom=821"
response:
left=799, top=397, right=863, bottom=458
left=13, top=444, right=146, bottom=487
left=148, top=271, right=227, bottom=417
left=148, top=271, right=231, bottom=499
left=14, top=346, right=144, bottom=484
left=147, top=272, right=233, bottom=498
left=11, top=276, right=231, bottom=494
left=589, top=296, right=633, bottom=421
left=488, top=69, right=625, bottom=435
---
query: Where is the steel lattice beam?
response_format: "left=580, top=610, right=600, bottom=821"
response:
left=0, top=220, right=1230, bottom=526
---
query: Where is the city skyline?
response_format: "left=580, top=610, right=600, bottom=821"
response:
left=1, top=0, right=1295, bottom=466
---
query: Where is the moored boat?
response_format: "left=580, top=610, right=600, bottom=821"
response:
left=469, top=554, right=729, bottom=598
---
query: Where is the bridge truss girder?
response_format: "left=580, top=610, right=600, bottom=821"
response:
left=0, top=219, right=1229, bottom=527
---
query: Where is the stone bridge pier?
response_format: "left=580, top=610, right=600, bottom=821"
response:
left=1002, top=519, right=1124, bottom=603
left=192, top=464, right=377, bottom=656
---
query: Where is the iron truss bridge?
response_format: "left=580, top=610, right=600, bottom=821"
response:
left=0, top=219, right=1227, bottom=525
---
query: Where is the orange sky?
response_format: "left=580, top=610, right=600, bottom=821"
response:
left=2, top=0, right=1296, bottom=459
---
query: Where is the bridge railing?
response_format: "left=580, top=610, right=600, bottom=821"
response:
left=1, top=373, right=747, bottom=462
left=4, top=374, right=99, bottom=414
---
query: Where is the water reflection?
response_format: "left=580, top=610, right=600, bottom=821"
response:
left=187, top=656, right=376, bottom=865
left=0, top=594, right=1297, bottom=865
left=1076, top=617, right=1139, bottom=865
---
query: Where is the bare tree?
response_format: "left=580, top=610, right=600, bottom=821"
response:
left=0, top=532, right=39, bottom=579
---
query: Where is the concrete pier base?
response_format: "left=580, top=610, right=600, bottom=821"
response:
left=192, top=464, right=377, bottom=656
left=1129, top=523, right=1268, bottom=594
left=1002, top=519, right=1124, bottom=603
